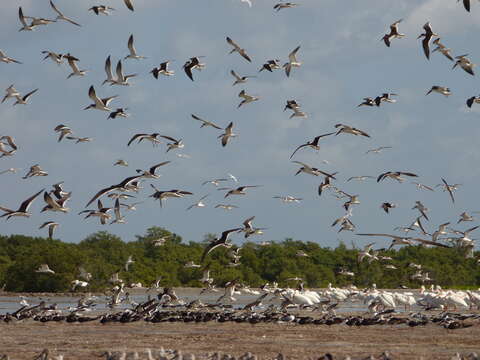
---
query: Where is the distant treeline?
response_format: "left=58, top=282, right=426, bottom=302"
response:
left=0, top=226, right=479, bottom=292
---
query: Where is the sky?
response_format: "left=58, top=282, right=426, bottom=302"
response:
left=1, top=0, right=480, bottom=250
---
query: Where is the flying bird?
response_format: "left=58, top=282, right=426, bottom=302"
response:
left=191, top=114, right=222, bottom=129
left=39, top=221, right=59, bottom=239
left=224, top=185, right=261, bottom=198
left=88, top=6, right=115, bottom=15
left=426, top=86, right=451, bottom=96
left=125, top=34, right=145, bottom=60
left=201, top=228, right=242, bottom=262
left=335, top=124, right=370, bottom=137
left=417, top=22, right=438, bottom=60
left=127, top=133, right=162, bottom=147
left=124, top=0, right=134, bottom=11
left=382, top=19, right=404, bottom=47
left=289, top=132, right=335, bottom=159
left=151, top=61, right=174, bottom=78
left=0, top=189, right=44, bottom=219
left=85, top=175, right=142, bottom=207
left=377, top=171, right=418, bottom=183
left=183, top=57, right=205, bottom=81
left=64, top=53, right=87, bottom=79
left=238, top=90, right=259, bottom=108
left=453, top=54, right=475, bottom=76
left=230, top=70, right=255, bottom=86
left=219, top=122, right=237, bottom=147
left=49, top=0, right=81, bottom=26
left=273, top=2, right=299, bottom=11
left=283, top=45, right=301, bottom=77
left=226, top=37, right=251, bottom=62
left=432, top=38, right=454, bottom=61
left=13, top=88, right=38, bottom=105
left=84, top=85, right=117, bottom=111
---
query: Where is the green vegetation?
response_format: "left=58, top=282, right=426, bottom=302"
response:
left=0, top=226, right=478, bottom=292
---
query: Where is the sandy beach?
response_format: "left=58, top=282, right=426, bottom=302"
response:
left=1, top=321, right=480, bottom=359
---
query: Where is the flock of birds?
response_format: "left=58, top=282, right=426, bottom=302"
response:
left=1, top=0, right=480, bottom=298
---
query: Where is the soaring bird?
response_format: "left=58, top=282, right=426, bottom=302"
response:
left=226, top=37, right=252, bottom=62
left=377, top=171, right=418, bottom=183
left=0, top=189, right=44, bottom=219
left=88, top=5, right=115, bottom=15
left=13, top=88, right=38, bottom=105
left=426, top=86, right=451, bottom=96
left=273, top=2, right=299, bottom=11
left=85, top=175, right=142, bottom=207
left=238, top=90, right=259, bottom=108
left=453, top=54, right=475, bottom=76
left=230, top=70, right=256, bottom=86
left=191, top=114, right=222, bottom=129
left=149, top=185, right=193, bottom=207
left=224, top=185, right=261, bottom=198
left=49, top=0, right=81, bottom=26
left=334, top=124, right=370, bottom=137
left=201, top=228, right=242, bottom=262
left=289, top=132, right=334, bottom=159
left=151, top=61, right=174, bottom=78
left=127, top=133, right=162, bottom=147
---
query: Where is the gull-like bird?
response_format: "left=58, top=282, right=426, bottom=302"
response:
left=160, top=135, right=184, bottom=152
left=191, top=114, right=222, bottom=129
left=0, top=136, right=18, bottom=158
left=183, top=57, right=205, bottom=81
left=230, top=70, right=255, bottom=86
left=111, top=60, right=137, bottom=86
left=219, top=122, right=237, bottom=147
left=127, top=133, right=162, bottom=147
left=84, top=86, right=117, bottom=111
left=186, top=194, right=209, bottom=211
left=125, top=255, right=134, bottom=271
left=2, top=85, right=20, bottom=103
left=381, top=202, right=396, bottom=214
left=0, top=189, right=44, bottom=219
left=318, top=174, right=336, bottom=196
left=54, top=124, right=72, bottom=142
left=426, top=86, right=451, bottom=96
left=292, top=161, right=336, bottom=178
left=377, top=171, right=418, bottom=183
left=432, top=38, right=454, bottom=61
left=335, top=124, right=370, bottom=137
left=23, top=164, right=48, bottom=179
left=224, top=185, right=261, bottom=198
left=42, top=51, right=64, bottom=64
left=88, top=6, right=115, bottom=15
left=64, top=54, right=87, bottom=79
left=411, top=182, right=434, bottom=192
left=226, top=37, right=251, bottom=62
left=283, top=45, right=301, bottom=77
left=374, top=93, right=397, bottom=106
left=357, top=233, right=450, bottom=250
left=79, top=199, right=112, bottom=225
left=114, top=159, right=128, bottom=167
left=215, top=204, right=238, bottom=210
left=382, top=19, right=404, bottom=47
left=13, top=88, right=38, bottom=105
left=66, top=136, right=92, bottom=144
left=85, top=175, right=142, bottom=207
left=437, top=178, right=460, bottom=204
left=274, top=2, right=299, bottom=11
left=466, top=95, right=480, bottom=108
left=240, top=216, right=266, bottom=238
left=289, top=132, right=335, bottom=159
left=259, top=59, right=281, bottom=72
left=124, top=0, right=134, bottom=11
left=358, top=97, right=375, bottom=107
left=49, top=0, right=81, bottom=26
left=102, top=56, right=115, bottom=85
left=108, top=108, right=129, bottom=119
left=453, top=54, right=475, bottom=76
left=228, top=173, right=238, bottom=182
left=39, top=221, right=59, bottom=239
left=413, top=201, right=429, bottom=221
left=365, top=146, right=392, bottom=154
left=202, top=178, right=229, bottom=186
left=125, top=34, right=145, bottom=60
left=110, top=198, right=125, bottom=225
left=347, top=175, right=374, bottom=182
left=458, top=212, right=474, bottom=223
left=151, top=61, right=174, bottom=78
left=238, top=90, right=259, bottom=108
left=18, top=7, right=35, bottom=31
left=136, top=161, right=171, bottom=179
left=432, top=222, right=450, bottom=242
left=417, top=22, right=438, bottom=60
left=42, top=191, right=70, bottom=213
left=149, top=185, right=193, bottom=207
left=273, top=195, right=302, bottom=203
left=201, top=228, right=242, bottom=262
left=36, top=264, right=55, bottom=274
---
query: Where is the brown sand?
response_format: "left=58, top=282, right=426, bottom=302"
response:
left=1, top=321, right=480, bottom=359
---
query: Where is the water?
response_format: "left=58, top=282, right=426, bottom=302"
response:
left=0, top=288, right=421, bottom=315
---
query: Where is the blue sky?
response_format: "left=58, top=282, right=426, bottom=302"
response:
left=1, top=0, right=480, bottom=249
